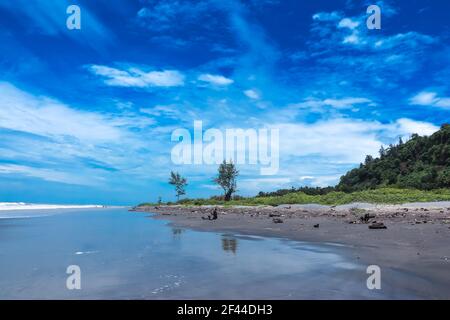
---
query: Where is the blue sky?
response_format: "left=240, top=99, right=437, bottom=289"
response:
left=0, top=0, right=449, bottom=205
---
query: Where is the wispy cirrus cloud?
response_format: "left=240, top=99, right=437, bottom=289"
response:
left=0, top=82, right=166, bottom=189
left=87, top=65, right=185, bottom=88
left=338, top=18, right=360, bottom=30
left=244, top=89, right=260, bottom=100
left=0, top=0, right=114, bottom=50
left=409, top=91, right=450, bottom=109
left=277, top=4, right=445, bottom=115
left=292, top=97, right=374, bottom=111
left=312, top=11, right=342, bottom=22
left=140, top=105, right=180, bottom=119
left=137, top=0, right=214, bottom=32
left=0, top=82, right=122, bottom=142
left=198, top=73, right=234, bottom=86
left=0, top=164, right=98, bottom=186
left=310, top=8, right=437, bottom=52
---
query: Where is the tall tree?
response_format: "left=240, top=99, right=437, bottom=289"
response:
left=379, top=145, right=386, bottom=157
left=365, top=155, right=374, bottom=165
left=214, top=160, right=239, bottom=201
left=168, top=171, right=187, bottom=201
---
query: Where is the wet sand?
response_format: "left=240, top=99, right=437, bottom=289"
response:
left=133, top=202, right=450, bottom=299
left=0, top=207, right=385, bottom=299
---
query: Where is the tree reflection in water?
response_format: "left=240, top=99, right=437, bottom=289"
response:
left=171, top=228, right=184, bottom=238
left=221, top=236, right=238, bottom=254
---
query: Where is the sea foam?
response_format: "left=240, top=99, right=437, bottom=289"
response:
left=0, top=202, right=103, bottom=211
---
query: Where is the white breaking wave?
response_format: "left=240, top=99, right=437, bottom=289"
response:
left=0, top=202, right=104, bottom=211
left=75, top=251, right=99, bottom=255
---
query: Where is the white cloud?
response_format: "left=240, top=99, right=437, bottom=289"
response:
left=88, top=65, right=185, bottom=88
left=373, top=32, right=435, bottom=50
left=338, top=18, right=359, bottom=30
left=198, top=74, right=234, bottom=86
left=322, top=97, right=372, bottom=108
left=239, top=178, right=292, bottom=192
left=0, top=82, right=122, bottom=142
left=343, top=32, right=360, bottom=44
left=312, top=11, right=341, bottom=22
left=0, top=164, right=97, bottom=186
left=274, top=120, right=383, bottom=164
left=409, top=91, right=438, bottom=105
left=140, top=105, right=180, bottom=119
left=292, top=97, right=373, bottom=112
left=299, top=175, right=343, bottom=187
left=394, top=118, right=440, bottom=137
left=0, top=82, right=171, bottom=187
left=437, top=99, right=450, bottom=108
left=268, top=118, right=439, bottom=165
left=312, top=6, right=435, bottom=54
left=409, top=91, right=450, bottom=109
left=140, top=104, right=200, bottom=124
left=244, top=89, right=260, bottom=100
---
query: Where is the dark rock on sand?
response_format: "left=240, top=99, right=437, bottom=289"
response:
left=272, top=218, right=283, bottom=223
left=360, top=213, right=376, bottom=223
left=369, top=222, right=387, bottom=229
left=201, top=208, right=218, bottom=221
left=269, top=213, right=281, bottom=217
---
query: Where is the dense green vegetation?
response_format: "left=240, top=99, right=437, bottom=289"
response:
left=139, top=188, right=450, bottom=207
left=337, top=124, right=450, bottom=191
left=257, top=186, right=336, bottom=197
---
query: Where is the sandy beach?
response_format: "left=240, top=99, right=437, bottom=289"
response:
left=133, top=202, right=450, bottom=299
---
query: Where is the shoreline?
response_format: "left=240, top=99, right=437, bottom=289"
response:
left=134, top=202, right=450, bottom=299
left=0, top=202, right=107, bottom=211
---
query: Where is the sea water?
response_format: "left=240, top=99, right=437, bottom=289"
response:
left=0, top=207, right=387, bottom=299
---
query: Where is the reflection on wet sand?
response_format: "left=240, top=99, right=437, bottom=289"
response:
left=221, top=236, right=238, bottom=254
left=0, top=208, right=392, bottom=299
left=172, top=228, right=184, bottom=238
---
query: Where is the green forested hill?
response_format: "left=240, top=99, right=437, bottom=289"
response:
left=337, top=124, right=450, bottom=192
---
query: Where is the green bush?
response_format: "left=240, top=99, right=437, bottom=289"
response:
left=142, top=188, right=450, bottom=207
